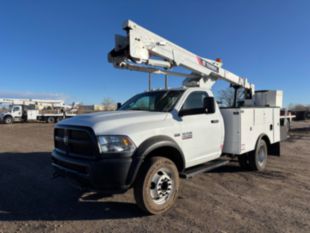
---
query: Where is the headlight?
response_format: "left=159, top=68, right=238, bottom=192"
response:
left=97, top=135, right=136, bottom=153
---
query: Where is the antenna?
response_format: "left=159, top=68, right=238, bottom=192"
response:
left=164, top=74, right=168, bottom=89
left=148, top=73, right=152, bottom=91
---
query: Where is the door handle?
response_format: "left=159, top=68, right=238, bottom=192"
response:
left=211, top=119, right=219, bottom=124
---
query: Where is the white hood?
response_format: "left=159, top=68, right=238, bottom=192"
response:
left=58, top=111, right=168, bottom=135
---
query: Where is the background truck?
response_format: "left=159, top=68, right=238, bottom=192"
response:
left=51, top=20, right=290, bottom=215
left=0, top=98, right=76, bottom=124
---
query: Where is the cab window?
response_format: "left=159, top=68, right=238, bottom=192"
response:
left=182, top=91, right=208, bottom=111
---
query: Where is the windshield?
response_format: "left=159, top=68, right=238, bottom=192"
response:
left=119, top=90, right=184, bottom=112
left=8, top=106, right=20, bottom=112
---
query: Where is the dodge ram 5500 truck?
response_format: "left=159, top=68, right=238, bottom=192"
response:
left=51, top=20, right=286, bottom=214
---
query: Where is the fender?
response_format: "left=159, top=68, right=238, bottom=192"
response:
left=3, top=113, right=13, bottom=118
left=256, top=134, right=280, bottom=156
left=256, top=134, right=270, bottom=148
left=126, top=135, right=185, bottom=186
left=2, top=113, right=13, bottom=120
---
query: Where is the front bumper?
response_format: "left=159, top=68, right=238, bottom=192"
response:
left=51, top=150, right=137, bottom=193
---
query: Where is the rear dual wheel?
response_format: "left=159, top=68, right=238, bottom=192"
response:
left=238, top=139, right=267, bottom=171
left=134, top=157, right=179, bottom=215
left=46, top=117, right=55, bottom=123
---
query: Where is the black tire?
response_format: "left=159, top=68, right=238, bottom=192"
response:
left=249, top=139, right=268, bottom=171
left=47, top=117, right=55, bottom=123
left=238, top=153, right=251, bottom=170
left=4, top=116, right=13, bottom=124
left=133, top=156, right=180, bottom=215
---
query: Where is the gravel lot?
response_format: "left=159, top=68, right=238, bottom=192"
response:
left=0, top=121, right=309, bottom=233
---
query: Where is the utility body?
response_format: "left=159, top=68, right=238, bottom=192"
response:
left=51, top=20, right=289, bottom=214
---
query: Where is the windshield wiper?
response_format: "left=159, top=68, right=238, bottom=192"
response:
left=128, top=108, right=147, bottom=111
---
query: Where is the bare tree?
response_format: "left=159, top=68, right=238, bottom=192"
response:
left=217, top=87, right=244, bottom=107
left=102, top=97, right=116, bottom=111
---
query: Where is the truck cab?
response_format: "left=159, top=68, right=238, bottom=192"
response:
left=51, top=87, right=224, bottom=213
left=0, top=105, right=23, bottom=124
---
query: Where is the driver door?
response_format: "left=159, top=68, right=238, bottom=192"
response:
left=179, top=91, right=222, bottom=167
left=12, top=106, right=22, bottom=119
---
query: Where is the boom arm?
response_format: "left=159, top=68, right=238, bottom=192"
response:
left=108, top=20, right=254, bottom=94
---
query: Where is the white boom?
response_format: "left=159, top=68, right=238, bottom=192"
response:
left=108, top=20, right=255, bottom=95
left=0, top=98, right=65, bottom=110
left=0, top=98, right=64, bottom=105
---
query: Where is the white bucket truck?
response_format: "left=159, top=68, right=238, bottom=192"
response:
left=0, top=98, right=75, bottom=124
left=51, top=20, right=288, bottom=214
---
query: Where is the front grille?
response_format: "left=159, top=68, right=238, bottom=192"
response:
left=54, top=126, right=98, bottom=159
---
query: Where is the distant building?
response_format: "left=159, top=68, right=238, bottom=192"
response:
left=78, top=104, right=116, bottom=113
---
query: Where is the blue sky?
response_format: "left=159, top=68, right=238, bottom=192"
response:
left=0, top=0, right=309, bottom=105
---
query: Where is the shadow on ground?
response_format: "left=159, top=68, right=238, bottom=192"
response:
left=0, top=152, right=143, bottom=221
left=209, top=162, right=245, bottom=173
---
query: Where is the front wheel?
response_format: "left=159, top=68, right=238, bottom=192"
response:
left=4, top=116, right=13, bottom=124
left=133, top=157, right=180, bottom=215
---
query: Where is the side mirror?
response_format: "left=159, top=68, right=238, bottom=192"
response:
left=178, top=109, right=187, bottom=117
left=179, top=106, right=206, bottom=117
left=203, top=97, right=215, bottom=114
left=116, top=102, right=122, bottom=110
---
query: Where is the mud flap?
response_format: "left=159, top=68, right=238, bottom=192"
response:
left=269, top=142, right=280, bottom=156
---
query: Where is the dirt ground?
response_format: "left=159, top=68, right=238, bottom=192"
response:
left=0, top=121, right=309, bottom=233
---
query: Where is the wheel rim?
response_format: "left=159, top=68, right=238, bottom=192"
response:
left=149, top=168, right=173, bottom=205
left=257, top=146, right=266, bottom=166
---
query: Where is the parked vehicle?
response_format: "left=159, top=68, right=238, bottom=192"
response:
left=0, top=104, right=75, bottom=124
left=291, top=110, right=310, bottom=121
left=51, top=20, right=290, bottom=214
